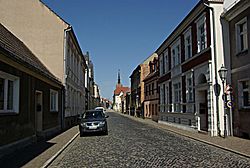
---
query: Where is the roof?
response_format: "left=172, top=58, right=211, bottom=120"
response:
left=0, top=23, right=62, bottom=85
left=143, top=71, right=159, bottom=82
left=114, top=86, right=130, bottom=96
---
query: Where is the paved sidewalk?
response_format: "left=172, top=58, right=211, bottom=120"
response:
left=0, top=126, right=79, bottom=168
left=119, top=112, right=250, bottom=158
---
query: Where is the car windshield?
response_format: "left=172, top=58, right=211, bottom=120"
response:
left=82, top=111, right=104, bottom=119
left=95, top=107, right=104, bottom=110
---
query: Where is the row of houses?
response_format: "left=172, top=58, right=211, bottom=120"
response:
left=126, top=0, right=250, bottom=139
left=0, top=0, right=101, bottom=154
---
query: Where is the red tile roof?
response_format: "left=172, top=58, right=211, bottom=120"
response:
left=114, top=86, right=130, bottom=96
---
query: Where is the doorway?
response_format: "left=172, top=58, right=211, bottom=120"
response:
left=35, top=91, right=43, bottom=134
left=199, top=90, right=208, bottom=131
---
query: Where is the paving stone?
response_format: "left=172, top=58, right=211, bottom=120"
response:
left=49, top=112, right=250, bottom=168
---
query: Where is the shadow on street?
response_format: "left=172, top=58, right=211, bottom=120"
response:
left=0, top=141, right=55, bottom=168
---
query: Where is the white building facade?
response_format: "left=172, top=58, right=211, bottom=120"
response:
left=157, top=0, right=226, bottom=137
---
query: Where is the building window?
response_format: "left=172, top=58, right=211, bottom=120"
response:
left=152, top=83, right=154, bottom=95
left=160, top=85, right=164, bottom=112
left=149, top=62, right=153, bottom=73
left=164, top=49, right=169, bottom=72
left=173, top=82, right=181, bottom=112
left=50, top=89, right=58, bottom=112
left=196, top=14, right=207, bottom=53
left=236, top=17, right=248, bottom=53
left=159, top=54, right=163, bottom=76
left=162, top=53, right=165, bottom=74
left=155, top=104, right=158, bottom=115
left=148, top=84, right=151, bottom=96
left=184, top=28, right=192, bottom=60
left=171, top=39, right=181, bottom=67
left=239, top=80, right=250, bottom=108
left=163, top=84, right=166, bottom=112
left=187, top=78, right=194, bottom=102
left=0, top=71, right=19, bottom=113
left=165, top=85, right=169, bottom=112
left=153, top=62, right=157, bottom=72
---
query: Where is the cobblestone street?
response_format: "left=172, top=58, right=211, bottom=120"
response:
left=49, top=112, right=250, bottom=168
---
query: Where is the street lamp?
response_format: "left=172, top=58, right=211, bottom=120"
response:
left=218, top=64, right=228, bottom=138
left=136, top=94, right=139, bottom=117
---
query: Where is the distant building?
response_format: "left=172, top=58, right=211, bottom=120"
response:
left=101, top=98, right=112, bottom=109
left=93, top=82, right=101, bottom=108
left=113, top=70, right=130, bottom=112
left=130, top=53, right=158, bottom=117
left=0, top=24, right=63, bottom=150
left=125, top=92, right=131, bottom=115
left=143, top=56, right=159, bottom=121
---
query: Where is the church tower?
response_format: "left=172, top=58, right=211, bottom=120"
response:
left=116, top=69, right=122, bottom=88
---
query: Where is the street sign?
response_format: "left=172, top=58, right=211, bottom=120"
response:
left=225, top=85, right=233, bottom=95
left=214, top=83, right=221, bottom=97
left=227, top=101, right=233, bottom=108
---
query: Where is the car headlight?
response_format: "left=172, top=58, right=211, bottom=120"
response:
left=81, top=123, right=87, bottom=127
left=99, top=121, right=105, bottom=126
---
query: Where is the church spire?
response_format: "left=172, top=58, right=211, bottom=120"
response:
left=118, top=69, right=121, bottom=84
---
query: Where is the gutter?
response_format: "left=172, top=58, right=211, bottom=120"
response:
left=62, top=26, right=72, bottom=130
left=203, top=2, right=221, bottom=137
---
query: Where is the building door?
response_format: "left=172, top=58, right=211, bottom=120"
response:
left=35, top=91, right=43, bottom=134
left=199, top=90, right=208, bottom=131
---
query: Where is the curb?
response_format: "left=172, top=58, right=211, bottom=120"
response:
left=41, top=132, right=80, bottom=168
left=117, top=112, right=250, bottom=159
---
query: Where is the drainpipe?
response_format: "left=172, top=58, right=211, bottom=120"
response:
left=62, top=26, right=72, bottom=130
left=203, top=3, right=221, bottom=136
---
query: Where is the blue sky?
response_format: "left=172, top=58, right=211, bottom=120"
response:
left=42, top=0, right=199, bottom=100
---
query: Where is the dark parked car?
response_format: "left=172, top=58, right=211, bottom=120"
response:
left=79, top=110, right=109, bottom=136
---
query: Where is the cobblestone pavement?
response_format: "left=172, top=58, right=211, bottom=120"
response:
left=49, top=112, right=250, bottom=168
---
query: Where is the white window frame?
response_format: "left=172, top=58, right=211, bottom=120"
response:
left=0, top=71, right=19, bottom=114
left=184, top=27, right=192, bottom=60
left=238, top=79, right=250, bottom=109
left=235, top=17, right=248, bottom=54
left=159, top=54, right=164, bottom=76
left=186, top=77, right=194, bottom=103
left=50, top=89, right=58, bottom=112
left=163, top=49, right=169, bottom=72
left=171, top=39, right=181, bottom=67
left=173, top=82, right=181, bottom=112
left=160, top=84, right=164, bottom=112
left=165, top=84, right=169, bottom=112
left=196, top=13, right=207, bottom=53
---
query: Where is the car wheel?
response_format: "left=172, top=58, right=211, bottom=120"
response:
left=103, top=129, right=108, bottom=135
left=80, top=131, right=84, bottom=137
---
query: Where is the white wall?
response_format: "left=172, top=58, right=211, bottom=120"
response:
left=223, top=0, right=240, bottom=11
